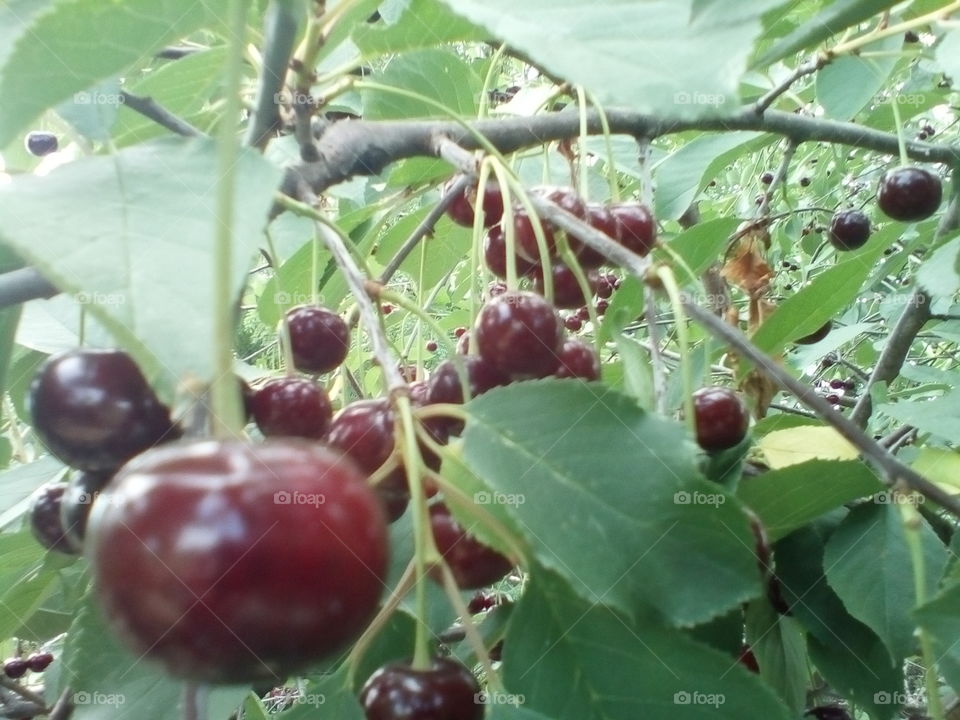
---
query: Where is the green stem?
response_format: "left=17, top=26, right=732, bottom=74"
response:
left=210, top=0, right=251, bottom=439
left=890, top=95, right=910, bottom=167
left=576, top=86, right=589, bottom=199
left=657, top=267, right=695, bottom=433
left=586, top=90, right=620, bottom=202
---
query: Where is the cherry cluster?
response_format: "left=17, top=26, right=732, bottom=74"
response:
left=3, top=652, right=53, bottom=679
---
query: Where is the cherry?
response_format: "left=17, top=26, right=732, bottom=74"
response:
left=795, top=320, right=832, bottom=345
left=86, top=439, right=389, bottom=683
left=382, top=304, right=394, bottom=315
left=576, top=306, right=591, bottom=321
left=760, top=172, right=774, bottom=185
left=610, top=203, right=656, bottom=256
left=454, top=327, right=467, bottom=338
left=426, top=357, right=509, bottom=436
left=29, top=483, right=78, bottom=554
left=738, top=645, right=759, bottom=673
left=564, top=315, right=583, bottom=332
left=513, top=187, right=585, bottom=262
left=691, top=387, right=750, bottom=452
left=426, top=341, right=438, bottom=352
left=25, top=131, right=58, bottom=157
left=29, top=349, right=179, bottom=472
left=482, top=226, right=537, bottom=279
left=826, top=394, right=840, bottom=404
left=877, top=167, right=942, bottom=221
left=3, top=658, right=28, bottom=679
left=60, top=470, right=112, bottom=550
left=467, top=591, right=497, bottom=614
left=828, top=210, right=871, bottom=251
left=26, top=653, right=53, bottom=673
left=595, top=273, right=616, bottom=299
left=475, top=291, right=563, bottom=379
left=455, top=331, right=471, bottom=355
left=445, top=178, right=504, bottom=229
left=430, top=504, right=512, bottom=589
left=532, top=264, right=599, bottom=309
left=359, top=656, right=483, bottom=720
left=555, top=339, right=600, bottom=381
left=570, top=204, right=614, bottom=267
left=486, top=281, right=507, bottom=299
left=596, top=299, right=609, bottom=315
left=409, top=381, right=430, bottom=406
left=828, top=379, right=844, bottom=390
left=800, top=176, right=811, bottom=187
left=284, top=305, right=350, bottom=374
left=250, top=377, right=332, bottom=439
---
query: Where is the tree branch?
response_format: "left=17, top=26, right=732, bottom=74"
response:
left=0, top=267, right=56, bottom=306
left=120, top=91, right=203, bottom=138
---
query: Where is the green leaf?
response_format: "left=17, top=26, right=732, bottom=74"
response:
left=736, top=459, right=884, bottom=541
left=655, top=217, right=740, bottom=281
left=440, top=0, right=792, bottom=118
left=354, top=0, right=486, bottom=55
left=815, top=34, right=901, bottom=120
left=462, top=381, right=761, bottom=625
left=754, top=0, right=903, bottom=68
left=824, top=503, right=947, bottom=664
left=655, top=133, right=766, bottom=219
left=375, top=211, right=471, bottom=292
left=935, top=26, right=960, bottom=83
left=276, top=666, right=364, bottom=720
left=55, top=78, right=122, bottom=142
left=0, top=138, right=283, bottom=390
left=918, top=234, right=960, bottom=297
left=751, top=228, right=892, bottom=356
left=501, top=569, right=793, bottom=720
left=876, top=391, right=960, bottom=443
left=487, top=706, right=556, bottom=720
left=0, top=0, right=223, bottom=146
left=915, top=581, right=960, bottom=695
left=0, top=305, right=22, bottom=395
left=0, top=457, right=65, bottom=529
left=362, top=49, right=481, bottom=120
left=744, top=602, right=809, bottom=716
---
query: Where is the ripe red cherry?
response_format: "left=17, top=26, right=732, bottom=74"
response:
left=445, top=178, right=504, bottom=229
left=86, top=439, right=389, bottom=683
left=738, top=645, right=759, bottom=673
left=691, top=387, right=750, bottom=452
left=430, top=504, right=512, bottom=589
left=426, top=357, right=508, bottom=436
left=250, top=377, right=332, bottom=438
left=877, top=167, right=942, bottom=222
left=555, top=339, right=600, bottom=381
left=532, top=264, right=599, bottom=309
left=284, top=305, right=350, bottom=374
left=513, top=187, right=586, bottom=262
left=482, top=226, right=538, bottom=279
left=610, top=203, right=656, bottom=256
left=3, top=658, right=28, bottom=679
left=29, top=483, right=78, bottom=554
left=795, top=320, right=832, bottom=345
left=26, top=652, right=54, bottom=673
left=828, top=210, right=871, bottom=251
left=360, top=656, right=483, bottom=720
left=475, top=291, right=563, bottom=379
left=25, top=131, right=58, bottom=157
left=570, top=203, right=614, bottom=268
left=29, top=349, right=179, bottom=472
left=564, top=315, right=583, bottom=332
left=60, top=470, right=112, bottom=550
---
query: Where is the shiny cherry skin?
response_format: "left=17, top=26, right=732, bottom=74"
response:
left=691, top=387, right=750, bottom=452
left=284, top=306, right=350, bottom=374
left=554, top=339, right=600, bottom=381
left=360, top=656, right=483, bottom=720
left=828, top=210, right=871, bottom=251
left=60, top=470, right=113, bottom=550
left=532, top=264, right=599, bottom=309
left=474, top=292, right=563, bottom=379
left=25, top=131, right=58, bottom=156
left=3, top=658, right=28, bottom=679
left=26, top=652, right=54, bottom=672
left=482, top=226, right=538, bottom=279
left=610, top=203, right=656, bottom=256
left=425, top=357, right=509, bottom=436
left=445, top=178, right=504, bottom=229
left=430, top=504, right=512, bottom=589
left=86, top=439, right=389, bottom=683
left=877, top=167, right=942, bottom=222
left=29, top=349, right=179, bottom=472
left=795, top=320, right=832, bottom=345
left=570, top=204, right=614, bottom=267
left=29, top=483, right=78, bottom=554
left=250, top=377, right=332, bottom=439
left=513, top=187, right=586, bottom=262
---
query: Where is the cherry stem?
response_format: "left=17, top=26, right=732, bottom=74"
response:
left=656, top=267, right=695, bottom=434
left=585, top=89, right=620, bottom=202
left=181, top=682, right=207, bottom=720
left=575, top=86, right=589, bottom=200
left=555, top=239, right=602, bottom=359
left=487, top=158, right=519, bottom=293
left=900, top=499, right=947, bottom=720
left=376, top=287, right=458, bottom=357
left=209, top=0, right=251, bottom=439
left=889, top=93, right=910, bottom=167
left=828, top=1, right=960, bottom=58
left=644, top=286, right=668, bottom=414
left=264, top=232, right=298, bottom=375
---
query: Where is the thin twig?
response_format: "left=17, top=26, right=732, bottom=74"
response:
left=119, top=92, right=203, bottom=137
left=757, top=139, right=799, bottom=216
left=0, top=267, right=56, bottom=306
left=755, top=58, right=826, bottom=114
left=645, top=286, right=668, bottom=413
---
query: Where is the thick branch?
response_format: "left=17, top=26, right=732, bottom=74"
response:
left=0, top=267, right=56, bottom=306
left=281, top=106, right=960, bottom=199
left=120, top=92, right=202, bottom=138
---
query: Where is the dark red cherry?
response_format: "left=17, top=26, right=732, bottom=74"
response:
left=570, top=203, right=614, bottom=267
left=877, top=167, right=942, bottom=222
left=60, top=470, right=113, bottom=550
left=26, top=652, right=53, bottom=673
left=610, top=203, right=656, bottom=256
left=3, top=658, right=28, bottom=679
left=467, top=591, right=497, bottom=614
left=285, top=305, right=350, bottom=374
left=28, top=349, right=179, bottom=472
left=29, top=483, right=78, bottom=554
left=554, top=339, right=600, bottom=381
left=430, top=504, right=512, bottom=589
left=426, top=357, right=509, bottom=407
left=25, top=131, right=58, bottom=157
left=250, top=377, right=332, bottom=438
left=828, top=210, right=871, bottom=251
left=445, top=178, right=504, bottom=229
left=564, top=315, right=583, bottom=332
left=691, top=387, right=750, bottom=452
left=474, top=292, right=563, bottom=379
left=360, top=656, right=483, bottom=720
left=86, top=439, right=389, bottom=683
left=532, top=264, right=599, bottom=309
left=795, top=320, right=832, bottom=345
left=738, top=645, right=759, bottom=673
left=482, top=226, right=538, bottom=279
left=512, top=206, right=555, bottom=263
